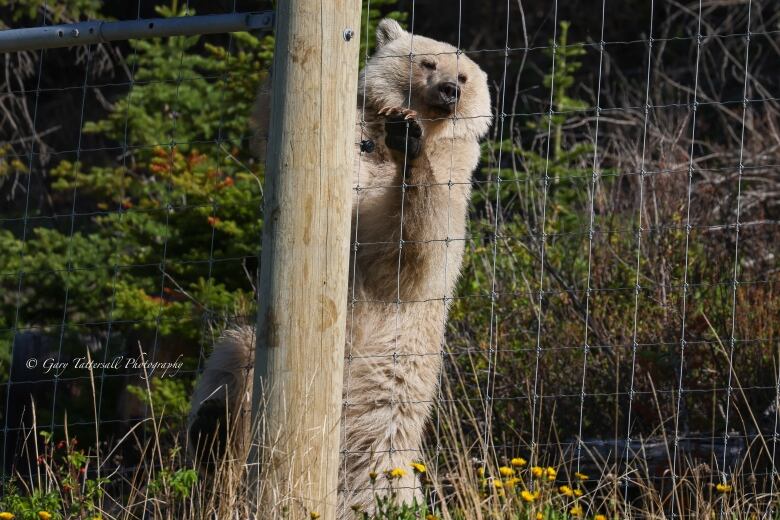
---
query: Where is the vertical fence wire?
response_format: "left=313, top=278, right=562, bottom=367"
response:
left=574, top=0, right=607, bottom=478
left=194, top=0, right=241, bottom=434
left=529, top=0, right=560, bottom=482
left=147, top=0, right=191, bottom=384
left=135, top=7, right=191, bottom=508
left=721, top=2, right=753, bottom=509
left=343, top=0, right=373, bottom=499
left=0, top=0, right=48, bottom=480
left=49, top=42, right=94, bottom=437
left=769, top=344, right=780, bottom=519
left=482, top=0, right=512, bottom=467
left=431, top=0, right=463, bottom=494
left=623, top=0, right=655, bottom=513
left=95, top=0, right=144, bottom=482
left=389, top=0, right=416, bottom=491
left=670, top=1, right=705, bottom=517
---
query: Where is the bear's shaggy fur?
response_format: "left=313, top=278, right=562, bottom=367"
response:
left=188, top=18, right=491, bottom=514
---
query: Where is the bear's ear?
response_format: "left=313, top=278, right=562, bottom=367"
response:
left=376, top=18, right=405, bottom=49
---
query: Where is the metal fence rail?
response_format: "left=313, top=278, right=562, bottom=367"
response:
left=0, top=11, right=274, bottom=52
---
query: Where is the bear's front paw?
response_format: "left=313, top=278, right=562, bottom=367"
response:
left=380, top=106, right=422, bottom=159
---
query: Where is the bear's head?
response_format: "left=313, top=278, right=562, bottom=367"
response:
left=360, top=19, right=492, bottom=140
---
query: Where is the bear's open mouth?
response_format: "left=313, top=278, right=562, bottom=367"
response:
left=429, top=101, right=457, bottom=118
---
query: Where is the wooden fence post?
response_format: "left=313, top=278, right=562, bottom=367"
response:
left=250, top=0, right=361, bottom=517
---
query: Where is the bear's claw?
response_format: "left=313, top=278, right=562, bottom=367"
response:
left=378, top=106, right=418, bottom=120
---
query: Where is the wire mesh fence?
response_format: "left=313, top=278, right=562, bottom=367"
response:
left=0, top=0, right=779, bottom=518
left=1, top=4, right=271, bottom=514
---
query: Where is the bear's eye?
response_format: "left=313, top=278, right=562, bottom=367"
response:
left=458, top=73, right=468, bottom=83
left=421, top=59, right=437, bottom=70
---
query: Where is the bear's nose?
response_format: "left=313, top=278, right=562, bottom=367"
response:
left=438, top=81, right=459, bottom=104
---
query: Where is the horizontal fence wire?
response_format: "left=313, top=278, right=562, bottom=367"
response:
left=0, top=0, right=779, bottom=518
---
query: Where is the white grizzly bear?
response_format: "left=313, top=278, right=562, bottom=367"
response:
left=188, top=18, right=491, bottom=514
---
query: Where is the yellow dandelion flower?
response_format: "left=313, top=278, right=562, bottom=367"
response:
left=546, top=467, right=557, bottom=478
left=511, top=457, right=527, bottom=467
left=531, top=466, right=544, bottom=478
left=569, top=506, right=583, bottom=517
left=38, top=514, right=52, bottom=520
left=595, top=515, right=607, bottom=520
left=0, top=513, right=14, bottom=520
left=533, top=490, right=540, bottom=499
left=505, top=477, right=521, bottom=488
left=309, top=513, right=320, bottom=520
left=410, top=462, right=426, bottom=474
left=493, top=479, right=504, bottom=489
left=573, top=488, right=584, bottom=497
left=536, top=513, right=544, bottom=520
left=499, top=466, right=515, bottom=477
left=575, top=471, right=589, bottom=480
left=387, top=467, right=407, bottom=479
left=559, top=485, right=574, bottom=497
left=716, top=483, right=733, bottom=493
left=425, top=515, right=440, bottom=520
left=520, top=490, right=536, bottom=502
left=477, top=467, right=485, bottom=477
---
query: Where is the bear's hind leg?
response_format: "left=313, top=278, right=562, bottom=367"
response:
left=187, top=326, right=255, bottom=469
left=188, top=397, right=230, bottom=469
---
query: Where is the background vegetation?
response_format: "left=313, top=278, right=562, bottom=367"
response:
left=0, top=0, right=778, bottom=517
